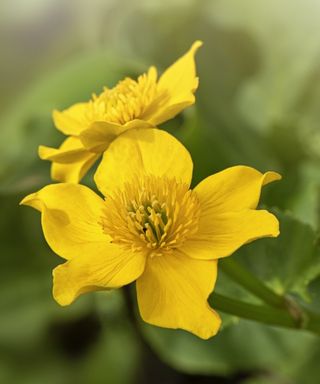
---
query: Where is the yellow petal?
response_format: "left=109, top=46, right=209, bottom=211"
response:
left=79, top=121, right=124, bottom=153
left=40, top=137, right=99, bottom=183
left=39, top=137, right=88, bottom=163
left=51, top=152, right=99, bottom=183
left=148, top=40, right=202, bottom=125
left=158, top=40, right=202, bottom=95
left=53, top=102, right=89, bottom=135
left=123, top=119, right=155, bottom=130
left=180, top=166, right=280, bottom=260
left=180, top=209, right=279, bottom=260
left=20, top=183, right=108, bottom=260
left=79, top=119, right=153, bottom=153
left=53, top=245, right=146, bottom=306
left=145, top=100, right=195, bottom=127
left=94, top=128, right=193, bottom=197
left=147, top=65, right=158, bottom=82
left=194, top=165, right=281, bottom=212
left=136, top=252, right=220, bottom=339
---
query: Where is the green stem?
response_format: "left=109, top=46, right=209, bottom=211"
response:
left=211, top=293, right=320, bottom=335
left=209, top=292, right=320, bottom=336
left=211, top=293, right=295, bottom=328
left=219, top=258, right=320, bottom=333
left=220, top=258, right=285, bottom=308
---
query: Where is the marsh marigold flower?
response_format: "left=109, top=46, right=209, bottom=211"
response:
left=21, top=129, right=280, bottom=339
left=39, top=41, right=202, bottom=183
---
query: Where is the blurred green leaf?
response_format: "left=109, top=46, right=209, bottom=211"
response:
left=232, top=209, right=320, bottom=302
left=289, top=162, right=320, bottom=229
left=141, top=318, right=318, bottom=380
left=210, top=0, right=320, bottom=132
left=0, top=50, right=144, bottom=193
left=241, top=375, right=291, bottom=384
left=80, top=315, right=141, bottom=384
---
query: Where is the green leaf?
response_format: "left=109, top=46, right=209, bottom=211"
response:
left=0, top=50, right=143, bottom=193
left=80, top=326, right=140, bottom=384
left=141, top=318, right=318, bottom=379
left=210, top=0, right=320, bottom=133
left=230, top=209, right=320, bottom=303
left=288, top=162, right=320, bottom=229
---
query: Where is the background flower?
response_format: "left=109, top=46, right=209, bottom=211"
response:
left=38, top=41, right=202, bottom=183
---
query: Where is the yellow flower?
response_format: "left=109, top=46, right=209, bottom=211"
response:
left=21, top=129, right=280, bottom=339
left=39, top=41, right=202, bottom=183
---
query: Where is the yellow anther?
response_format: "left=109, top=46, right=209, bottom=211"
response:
left=102, top=176, right=201, bottom=255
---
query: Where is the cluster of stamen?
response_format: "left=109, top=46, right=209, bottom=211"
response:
left=84, top=68, right=165, bottom=125
left=102, top=176, right=201, bottom=256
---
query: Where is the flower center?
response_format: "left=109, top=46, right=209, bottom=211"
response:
left=85, top=68, right=164, bottom=125
left=102, top=176, right=201, bottom=256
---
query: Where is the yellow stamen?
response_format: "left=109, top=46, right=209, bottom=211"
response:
left=102, top=176, right=201, bottom=256
left=82, top=68, right=166, bottom=126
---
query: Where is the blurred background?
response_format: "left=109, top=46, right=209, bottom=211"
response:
left=1, top=0, right=320, bottom=383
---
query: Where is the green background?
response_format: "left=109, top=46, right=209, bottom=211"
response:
left=1, top=0, right=320, bottom=383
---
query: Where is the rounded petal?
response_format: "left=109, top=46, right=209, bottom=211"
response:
left=123, top=119, right=154, bottom=130
left=39, top=137, right=89, bottom=163
left=180, top=209, right=279, bottom=260
left=53, top=245, right=146, bottom=306
left=148, top=40, right=202, bottom=125
left=194, top=165, right=281, bottom=212
left=94, top=128, right=193, bottom=197
left=145, top=100, right=195, bottom=127
left=79, top=121, right=124, bottom=153
left=53, top=103, right=89, bottom=136
left=40, top=137, right=99, bottom=183
left=136, top=252, right=221, bottom=339
left=79, top=120, right=153, bottom=153
left=20, top=183, right=108, bottom=260
left=51, top=152, right=99, bottom=183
